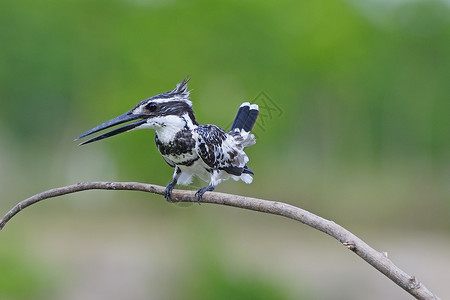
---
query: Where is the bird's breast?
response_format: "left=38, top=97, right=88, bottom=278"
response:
left=155, top=130, right=199, bottom=166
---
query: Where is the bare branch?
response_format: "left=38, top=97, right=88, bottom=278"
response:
left=0, top=181, right=440, bottom=300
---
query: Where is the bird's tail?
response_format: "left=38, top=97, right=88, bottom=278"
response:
left=230, top=102, right=259, bottom=149
left=230, top=102, right=259, bottom=133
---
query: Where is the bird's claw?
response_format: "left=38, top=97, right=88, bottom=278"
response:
left=164, top=183, right=175, bottom=202
left=195, top=185, right=215, bottom=203
left=194, top=190, right=204, bottom=203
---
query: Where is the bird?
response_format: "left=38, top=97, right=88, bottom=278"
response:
left=75, top=78, right=259, bottom=202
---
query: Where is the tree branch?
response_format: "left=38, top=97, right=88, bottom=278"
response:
left=0, top=181, right=440, bottom=300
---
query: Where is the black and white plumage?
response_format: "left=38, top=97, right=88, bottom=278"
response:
left=76, top=79, right=259, bottom=201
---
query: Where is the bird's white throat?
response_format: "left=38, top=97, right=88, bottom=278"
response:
left=148, top=113, right=196, bottom=144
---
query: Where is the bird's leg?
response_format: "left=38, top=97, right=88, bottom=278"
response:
left=165, top=167, right=181, bottom=202
left=195, top=185, right=215, bottom=203
left=195, top=170, right=219, bottom=203
left=164, top=181, right=177, bottom=202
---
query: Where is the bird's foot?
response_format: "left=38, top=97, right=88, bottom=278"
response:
left=164, top=182, right=176, bottom=202
left=195, top=185, right=215, bottom=203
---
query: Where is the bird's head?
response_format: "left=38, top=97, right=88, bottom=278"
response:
left=76, top=78, right=198, bottom=145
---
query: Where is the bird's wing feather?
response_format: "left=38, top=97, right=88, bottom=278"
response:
left=194, top=125, right=245, bottom=175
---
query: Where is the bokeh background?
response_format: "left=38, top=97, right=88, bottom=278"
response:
left=1, top=0, right=449, bottom=299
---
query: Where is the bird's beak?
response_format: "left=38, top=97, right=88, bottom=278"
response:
left=75, top=112, right=147, bottom=145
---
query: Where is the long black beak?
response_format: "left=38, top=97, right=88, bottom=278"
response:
left=75, top=112, right=147, bottom=145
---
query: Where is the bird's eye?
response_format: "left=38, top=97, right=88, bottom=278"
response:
left=146, top=102, right=157, bottom=112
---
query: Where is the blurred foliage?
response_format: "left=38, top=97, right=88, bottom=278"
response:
left=0, top=0, right=449, bottom=299
left=0, top=239, right=54, bottom=300
left=173, top=216, right=309, bottom=300
left=179, top=252, right=294, bottom=300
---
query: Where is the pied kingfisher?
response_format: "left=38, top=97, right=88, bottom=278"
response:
left=76, top=79, right=259, bottom=202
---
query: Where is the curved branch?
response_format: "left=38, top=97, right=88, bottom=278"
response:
left=0, top=181, right=440, bottom=300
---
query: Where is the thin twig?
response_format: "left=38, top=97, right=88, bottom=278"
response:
left=0, top=181, right=440, bottom=300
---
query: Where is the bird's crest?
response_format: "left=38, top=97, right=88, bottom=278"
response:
left=161, top=77, right=190, bottom=102
left=133, top=78, right=192, bottom=110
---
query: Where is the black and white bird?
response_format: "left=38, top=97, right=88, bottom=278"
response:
left=76, top=79, right=259, bottom=202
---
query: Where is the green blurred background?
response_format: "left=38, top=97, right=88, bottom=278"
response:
left=1, top=0, right=449, bottom=299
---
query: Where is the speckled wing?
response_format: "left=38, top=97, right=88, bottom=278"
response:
left=194, top=125, right=247, bottom=176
